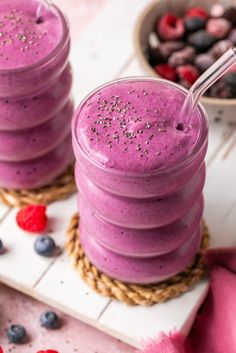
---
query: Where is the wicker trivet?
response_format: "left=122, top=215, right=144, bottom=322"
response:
left=0, top=165, right=76, bottom=207
left=65, top=213, right=210, bottom=306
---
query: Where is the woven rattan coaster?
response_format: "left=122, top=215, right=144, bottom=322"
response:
left=65, top=213, right=210, bottom=306
left=0, top=165, right=76, bottom=207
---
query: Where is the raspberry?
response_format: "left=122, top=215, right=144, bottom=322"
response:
left=157, top=14, right=185, bottom=40
left=206, top=18, right=231, bottom=39
left=16, top=205, right=47, bottom=233
left=185, top=7, right=208, bottom=20
left=154, top=64, right=177, bottom=82
left=37, top=351, right=59, bottom=353
left=177, top=65, right=200, bottom=86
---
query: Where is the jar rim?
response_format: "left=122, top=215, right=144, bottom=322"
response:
left=72, top=76, right=209, bottom=177
left=0, top=1, right=70, bottom=74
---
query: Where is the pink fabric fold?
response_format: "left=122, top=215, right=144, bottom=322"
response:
left=140, top=248, right=236, bottom=353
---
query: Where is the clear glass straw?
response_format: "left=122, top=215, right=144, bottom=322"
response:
left=177, top=47, right=236, bottom=131
left=36, top=0, right=53, bottom=21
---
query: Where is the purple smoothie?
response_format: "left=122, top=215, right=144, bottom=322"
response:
left=80, top=225, right=202, bottom=284
left=77, top=164, right=205, bottom=228
left=0, top=0, right=73, bottom=189
left=73, top=79, right=208, bottom=198
left=0, top=0, right=70, bottom=98
left=72, top=78, right=208, bottom=284
left=79, top=195, right=203, bottom=257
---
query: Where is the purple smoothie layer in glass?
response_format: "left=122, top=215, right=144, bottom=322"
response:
left=0, top=134, right=73, bottom=189
left=73, top=78, right=208, bottom=284
left=76, top=164, right=205, bottom=229
left=80, top=224, right=202, bottom=284
left=0, top=100, right=73, bottom=161
left=0, top=64, right=72, bottom=131
left=79, top=195, right=203, bottom=257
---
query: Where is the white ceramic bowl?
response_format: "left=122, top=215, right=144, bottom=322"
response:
left=134, top=0, right=236, bottom=121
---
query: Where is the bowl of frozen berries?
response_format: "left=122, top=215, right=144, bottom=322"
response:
left=134, top=0, right=236, bottom=121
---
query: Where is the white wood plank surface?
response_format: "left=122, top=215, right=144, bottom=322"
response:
left=0, top=0, right=236, bottom=349
left=98, top=280, right=209, bottom=349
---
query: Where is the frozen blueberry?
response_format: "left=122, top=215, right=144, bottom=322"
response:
left=210, top=81, right=233, bottom=98
left=188, top=30, right=216, bottom=52
left=34, top=236, right=56, bottom=257
left=184, top=16, right=206, bottom=32
left=159, top=41, right=185, bottom=59
left=210, top=39, right=233, bottom=59
left=168, top=46, right=195, bottom=67
left=0, top=239, right=4, bottom=254
left=40, top=311, right=59, bottom=329
left=228, top=29, right=236, bottom=45
left=223, top=7, right=236, bottom=25
left=7, top=325, right=26, bottom=344
left=195, top=54, right=215, bottom=72
left=223, top=73, right=236, bottom=89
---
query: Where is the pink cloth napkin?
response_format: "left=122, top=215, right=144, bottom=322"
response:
left=140, top=248, right=236, bottom=353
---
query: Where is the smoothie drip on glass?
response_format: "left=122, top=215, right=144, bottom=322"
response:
left=0, top=0, right=73, bottom=189
left=73, top=79, right=208, bottom=284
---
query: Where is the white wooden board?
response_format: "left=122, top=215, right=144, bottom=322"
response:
left=1, top=0, right=236, bottom=349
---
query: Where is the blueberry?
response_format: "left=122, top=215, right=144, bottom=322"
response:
left=7, top=325, right=26, bottom=343
left=188, top=30, right=216, bottom=52
left=195, top=54, right=215, bottom=72
left=184, top=16, right=206, bottom=32
left=223, top=73, right=236, bottom=89
left=40, top=311, right=59, bottom=329
left=34, top=236, right=56, bottom=257
left=0, top=239, right=4, bottom=254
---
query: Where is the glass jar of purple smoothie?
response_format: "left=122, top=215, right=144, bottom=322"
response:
left=0, top=0, right=73, bottom=189
left=72, top=77, right=208, bottom=284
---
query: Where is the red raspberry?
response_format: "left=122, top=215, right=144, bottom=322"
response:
left=16, top=205, right=47, bottom=233
left=177, top=65, right=200, bottom=86
left=37, top=351, right=59, bottom=353
left=155, top=64, right=177, bottom=82
left=157, top=14, right=185, bottom=40
left=186, top=7, right=208, bottom=20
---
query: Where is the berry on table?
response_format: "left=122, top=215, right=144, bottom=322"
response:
left=157, top=14, right=185, bottom=40
left=154, top=64, right=177, bottom=81
left=37, top=351, right=59, bottom=353
left=185, top=7, right=208, bottom=20
left=0, top=239, right=4, bottom=254
left=40, top=311, right=59, bottom=329
left=16, top=205, right=47, bottom=233
left=177, top=65, right=200, bottom=86
left=34, top=236, right=56, bottom=257
left=188, top=30, right=216, bottom=52
left=206, top=18, right=231, bottom=39
left=195, top=53, right=215, bottom=72
left=7, top=325, right=26, bottom=344
left=184, top=16, right=206, bottom=32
